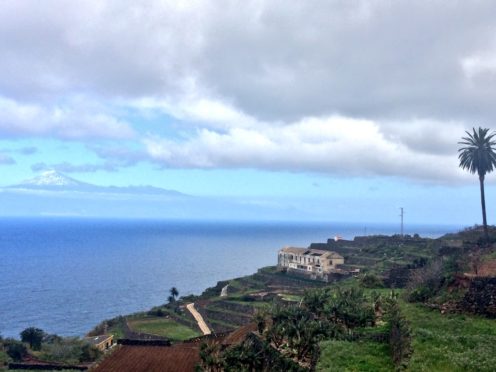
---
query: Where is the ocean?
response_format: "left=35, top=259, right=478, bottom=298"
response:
left=0, top=218, right=460, bottom=338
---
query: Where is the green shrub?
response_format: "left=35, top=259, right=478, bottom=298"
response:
left=148, top=307, right=165, bottom=317
left=360, top=273, right=384, bottom=288
left=40, top=337, right=102, bottom=364
left=384, top=298, right=412, bottom=369
left=4, top=339, right=27, bottom=362
left=325, top=287, right=376, bottom=328
left=79, top=343, right=102, bottom=363
left=407, top=285, right=438, bottom=303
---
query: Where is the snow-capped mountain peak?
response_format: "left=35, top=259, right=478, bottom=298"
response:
left=8, top=171, right=186, bottom=197
left=20, top=170, right=87, bottom=187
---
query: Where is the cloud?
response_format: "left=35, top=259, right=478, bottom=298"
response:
left=1, top=1, right=496, bottom=124
left=0, top=1, right=204, bottom=100
left=131, top=96, right=261, bottom=131
left=1, top=1, right=496, bottom=182
left=379, top=120, right=466, bottom=156
left=18, top=146, right=38, bottom=155
left=0, top=96, right=135, bottom=139
left=0, top=153, right=16, bottom=165
left=0, top=146, right=39, bottom=155
left=88, top=145, right=148, bottom=166
left=192, top=1, right=496, bottom=123
left=144, top=115, right=468, bottom=183
left=31, top=162, right=118, bottom=173
left=31, top=145, right=147, bottom=173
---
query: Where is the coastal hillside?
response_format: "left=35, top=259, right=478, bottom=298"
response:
left=3, top=228, right=495, bottom=371
left=90, top=228, right=496, bottom=371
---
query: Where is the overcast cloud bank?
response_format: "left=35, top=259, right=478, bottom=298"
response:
left=1, top=1, right=495, bottom=183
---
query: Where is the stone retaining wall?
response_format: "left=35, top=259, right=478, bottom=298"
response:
left=460, top=277, right=496, bottom=317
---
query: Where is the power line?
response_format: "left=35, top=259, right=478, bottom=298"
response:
left=399, top=207, right=404, bottom=237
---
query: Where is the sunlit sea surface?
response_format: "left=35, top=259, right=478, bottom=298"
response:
left=0, top=218, right=460, bottom=337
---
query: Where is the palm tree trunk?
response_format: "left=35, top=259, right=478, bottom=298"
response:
left=479, top=174, right=489, bottom=241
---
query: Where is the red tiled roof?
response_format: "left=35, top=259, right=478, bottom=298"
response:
left=92, top=343, right=200, bottom=372
left=222, top=323, right=258, bottom=346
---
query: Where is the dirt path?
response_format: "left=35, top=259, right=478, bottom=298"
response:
left=186, top=303, right=211, bottom=335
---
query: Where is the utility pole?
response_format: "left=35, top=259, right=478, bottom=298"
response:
left=399, top=207, right=404, bottom=237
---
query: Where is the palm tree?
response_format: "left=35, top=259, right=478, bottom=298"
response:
left=170, top=287, right=179, bottom=301
left=458, top=127, right=496, bottom=241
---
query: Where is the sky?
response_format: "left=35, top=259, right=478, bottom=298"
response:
left=1, top=1, right=496, bottom=225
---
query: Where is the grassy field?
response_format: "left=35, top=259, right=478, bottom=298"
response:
left=402, top=302, right=496, bottom=372
left=317, top=340, right=393, bottom=371
left=128, top=318, right=200, bottom=341
left=317, top=300, right=496, bottom=372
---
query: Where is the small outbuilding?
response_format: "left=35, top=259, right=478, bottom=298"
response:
left=86, top=334, right=114, bottom=351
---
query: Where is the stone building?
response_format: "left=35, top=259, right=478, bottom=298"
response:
left=278, top=247, right=344, bottom=281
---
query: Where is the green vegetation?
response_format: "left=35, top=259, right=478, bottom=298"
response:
left=199, top=287, right=398, bottom=370
left=0, top=344, right=9, bottom=364
left=37, top=336, right=102, bottom=364
left=402, top=302, right=496, bottom=372
left=279, top=294, right=302, bottom=302
left=403, top=226, right=496, bottom=311
left=20, top=327, right=44, bottom=351
left=128, top=318, right=199, bottom=341
left=384, top=296, right=412, bottom=368
left=88, top=315, right=126, bottom=339
left=360, top=273, right=384, bottom=288
left=318, top=340, right=393, bottom=371
left=0, top=329, right=102, bottom=368
left=2, top=339, right=27, bottom=362
left=317, top=295, right=496, bottom=371
left=222, top=299, right=268, bottom=308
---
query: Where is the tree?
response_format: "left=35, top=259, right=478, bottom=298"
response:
left=20, top=327, right=45, bottom=351
left=169, top=287, right=179, bottom=301
left=458, top=127, right=496, bottom=241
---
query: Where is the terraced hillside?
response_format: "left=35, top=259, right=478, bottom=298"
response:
left=100, top=235, right=443, bottom=342
left=191, top=266, right=327, bottom=333
left=311, top=235, right=441, bottom=271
